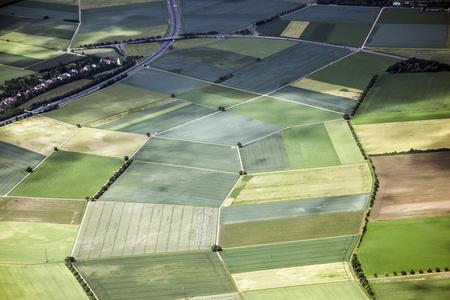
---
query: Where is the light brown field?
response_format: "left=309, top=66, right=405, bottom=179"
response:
left=370, top=152, right=450, bottom=220
left=281, top=21, right=310, bottom=38
left=291, top=78, right=361, bottom=99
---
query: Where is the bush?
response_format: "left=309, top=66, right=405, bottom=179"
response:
left=427, top=267, right=432, bottom=273
left=418, top=268, right=423, bottom=274
left=26, top=166, right=33, bottom=173
left=384, top=272, right=389, bottom=277
left=211, top=244, right=222, bottom=252
left=393, top=271, right=397, bottom=276
left=436, top=267, right=441, bottom=272
left=445, top=267, right=449, bottom=271
left=374, top=273, right=377, bottom=277
left=401, top=270, right=407, bottom=275
left=410, top=269, right=415, bottom=275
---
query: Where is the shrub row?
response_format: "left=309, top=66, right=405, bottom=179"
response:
left=64, top=256, right=96, bottom=300
left=349, top=75, right=378, bottom=117
left=370, top=148, right=450, bottom=157
left=214, top=74, right=233, bottom=84
left=351, top=254, right=375, bottom=298
left=346, top=120, right=367, bottom=160
left=93, top=159, right=133, bottom=200
left=378, top=267, right=449, bottom=277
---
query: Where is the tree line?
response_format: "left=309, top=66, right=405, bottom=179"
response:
left=386, top=58, right=450, bottom=74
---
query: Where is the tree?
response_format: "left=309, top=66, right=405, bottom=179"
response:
left=401, top=270, right=406, bottom=275
left=427, top=267, right=432, bottom=273
left=410, top=269, right=415, bottom=275
left=26, top=166, right=33, bottom=173
left=236, top=142, right=242, bottom=148
left=445, top=267, right=449, bottom=271
left=85, top=196, right=90, bottom=202
left=211, top=244, right=222, bottom=252
left=256, top=57, right=261, bottom=62
left=218, top=106, right=226, bottom=111
left=146, top=132, right=150, bottom=137
left=418, top=268, right=423, bottom=274
left=436, top=267, right=441, bottom=272
left=54, top=146, right=58, bottom=152
left=76, top=124, right=81, bottom=128
left=384, top=272, right=389, bottom=277
left=124, top=156, right=129, bottom=161
left=170, top=93, right=175, bottom=98
left=239, top=170, right=247, bottom=175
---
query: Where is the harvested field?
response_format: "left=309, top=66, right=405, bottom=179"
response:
left=371, top=278, right=450, bottom=300
left=0, top=197, right=85, bottom=224
left=281, top=21, right=309, bottom=38
left=0, top=166, right=26, bottom=196
left=0, top=140, right=45, bottom=171
left=285, top=5, right=380, bottom=24
left=370, top=152, right=450, bottom=220
left=75, top=252, right=236, bottom=300
left=59, top=128, right=146, bottom=158
left=232, top=262, right=352, bottom=292
left=222, top=194, right=369, bottom=224
left=291, top=77, right=361, bottom=100
left=228, top=96, right=341, bottom=127
left=72, top=201, right=218, bottom=259
left=134, top=137, right=240, bottom=173
left=221, top=235, right=359, bottom=273
left=353, top=119, right=450, bottom=154
left=324, top=120, right=365, bottom=165
left=0, top=40, right=60, bottom=60
left=0, top=221, right=78, bottom=263
left=101, top=161, right=239, bottom=207
left=10, top=151, right=123, bottom=199
left=357, top=216, right=450, bottom=276
left=220, top=211, right=364, bottom=247
left=0, top=115, right=75, bottom=155
left=1, top=31, right=69, bottom=51
left=0, top=264, right=87, bottom=300
left=230, top=164, right=371, bottom=206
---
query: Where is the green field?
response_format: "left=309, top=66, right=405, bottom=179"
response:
left=26, top=53, right=81, bottom=72
left=310, top=52, right=400, bottom=90
left=10, top=151, right=123, bottom=199
left=256, top=19, right=290, bottom=37
left=281, top=124, right=341, bottom=169
left=1, top=1, right=78, bottom=20
left=324, top=120, right=365, bottom=164
left=101, top=161, right=239, bottom=207
left=75, top=252, right=236, bottom=299
left=0, top=165, right=26, bottom=196
left=371, top=278, right=450, bottom=300
left=351, top=111, right=450, bottom=125
left=73, top=201, right=218, bottom=259
left=228, top=96, right=341, bottom=127
left=221, top=194, right=369, bottom=224
left=158, top=112, right=283, bottom=146
left=45, top=83, right=169, bottom=126
left=285, top=5, right=380, bottom=24
left=221, top=235, right=359, bottom=273
left=358, top=216, right=450, bottom=276
left=0, top=65, right=34, bottom=84
left=1, top=31, right=70, bottom=50
left=0, top=40, right=60, bottom=64
left=242, top=281, right=368, bottom=300
left=77, top=48, right=124, bottom=60
left=177, top=84, right=258, bottom=108
left=134, top=137, right=240, bottom=172
left=356, top=72, right=450, bottom=117
left=377, top=8, right=448, bottom=24
left=124, top=42, right=162, bottom=57
left=0, top=264, right=87, bottom=300
left=0, top=140, right=46, bottom=171
left=173, top=37, right=217, bottom=49
left=80, top=0, right=157, bottom=9
left=240, top=133, right=291, bottom=173
left=0, top=222, right=78, bottom=263
left=230, top=164, right=371, bottom=206
left=220, top=211, right=364, bottom=247
left=0, top=197, right=85, bottom=224
left=291, top=77, right=361, bottom=100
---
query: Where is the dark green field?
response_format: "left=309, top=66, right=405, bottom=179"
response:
left=0, top=140, right=45, bottom=171
left=0, top=165, right=26, bottom=196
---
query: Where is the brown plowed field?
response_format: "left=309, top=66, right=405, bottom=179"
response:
left=370, top=152, right=450, bottom=220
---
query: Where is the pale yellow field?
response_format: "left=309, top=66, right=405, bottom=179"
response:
left=281, top=21, right=310, bottom=38
left=291, top=78, right=361, bottom=99
left=59, top=128, right=147, bottom=158
left=0, top=115, right=76, bottom=155
left=353, top=119, right=450, bottom=154
left=232, top=163, right=371, bottom=206
left=232, top=262, right=353, bottom=292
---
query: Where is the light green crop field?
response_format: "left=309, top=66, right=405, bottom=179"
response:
left=353, top=119, right=450, bottom=154
left=232, top=262, right=352, bottom=292
left=356, top=72, right=450, bottom=117
left=0, top=65, right=35, bottom=85
left=242, top=281, right=368, bottom=300
left=45, top=83, right=168, bottom=126
left=1, top=31, right=70, bottom=50
left=310, top=52, right=400, bottom=90
left=208, top=38, right=298, bottom=59
left=0, top=197, right=85, bottom=224
left=59, top=128, right=146, bottom=158
left=10, top=151, right=123, bottom=199
left=77, top=48, right=124, bottom=60
left=0, top=115, right=76, bottom=155
left=73, top=201, right=218, bottom=259
left=228, top=97, right=341, bottom=127
left=0, top=222, right=78, bottom=263
left=357, top=216, right=450, bottom=276
left=281, top=21, right=310, bottom=38
left=231, top=163, right=371, bottom=206
left=351, top=111, right=450, bottom=125
left=75, top=252, right=236, bottom=300
left=173, top=37, right=218, bottom=48
left=324, top=120, right=365, bottom=164
left=124, top=42, right=162, bottom=56
left=0, top=40, right=60, bottom=60
left=371, top=278, right=450, bottom=300
left=0, top=264, right=87, bottom=300
left=221, top=235, right=359, bottom=273
left=281, top=124, right=341, bottom=169
left=134, top=137, right=240, bottom=173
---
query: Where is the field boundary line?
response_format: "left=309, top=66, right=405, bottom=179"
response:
left=267, top=93, right=344, bottom=114
left=0, top=162, right=26, bottom=174
left=154, top=110, right=220, bottom=136
left=71, top=200, right=92, bottom=257
left=146, top=66, right=215, bottom=85
left=135, top=159, right=237, bottom=175
left=56, top=127, right=80, bottom=148
left=67, top=0, right=82, bottom=51
left=21, top=51, right=66, bottom=70
left=237, top=147, right=244, bottom=171
left=213, top=82, right=265, bottom=97
left=129, top=135, right=151, bottom=159
left=71, top=263, right=99, bottom=300
left=361, top=6, right=384, bottom=49
left=242, top=128, right=284, bottom=146
left=216, top=251, right=242, bottom=294
left=286, top=118, right=344, bottom=129
left=225, top=94, right=265, bottom=110
left=153, top=135, right=238, bottom=148
left=216, top=176, right=243, bottom=245
left=0, top=63, right=25, bottom=70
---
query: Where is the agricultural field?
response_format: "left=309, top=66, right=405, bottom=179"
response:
left=0, top=222, right=78, bottom=264
left=59, top=128, right=146, bottom=158
left=357, top=216, right=450, bottom=276
left=9, top=151, right=123, bottom=199
left=73, top=201, right=218, bottom=259
left=324, top=120, right=365, bottom=164
left=221, top=194, right=370, bottom=224
left=101, top=161, right=239, bottom=207
left=0, top=65, right=34, bottom=85
left=0, top=115, right=76, bottom=155
left=0, top=140, right=46, bottom=171
left=0, top=264, right=87, bottom=300
left=280, top=21, right=310, bottom=38
left=242, top=282, right=368, bottom=300
left=134, top=137, right=240, bottom=173
left=26, top=53, right=81, bottom=72
left=80, top=0, right=157, bottom=9
left=0, top=165, right=26, bottom=196
left=0, top=1, right=78, bottom=21
left=177, top=84, right=258, bottom=108
left=220, top=235, right=359, bottom=273
left=0, top=197, right=85, bottom=224
left=239, top=133, right=291, bottom=173
left=228, top=96, right=341, bottom=127
left=230, top=164, right=371, bottom=206
left=220, top=211, right=364, bottom=247
left=0, top=40, right=61, bottom=68
left=75, top=252, right=236, bottom=300
left=232, top=262, right=353, bottom=292
left=285, top=5, right=380, bottom=24
left=371, top=278, right=450, bottom=300
left=45, top=83, right=169, bottom=126
left=353, top=119, right=450, bottom=154
left=173, top=38, right=218, bottom=49
left=355, top=72, right=450, bottom=119
left=157, top=111, right=283, bottom=146
left=124, top=42, right=162, bottom=57
left=98, top=101, right=215, bottom=135
left=370, top=152, right=450, bottom=220
left=77, top=48, right=124, bottom=60
left=291, top=77, right=361, bottom=100
left=222, top=43, right=351, bottom=94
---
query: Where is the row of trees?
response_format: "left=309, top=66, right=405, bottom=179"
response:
left=378, top=267, right=449, bottom=277
left=64, top=257, right=96, bottom=300
left=351, top=254, right=375, bottom=298
left=92, top=159, right=133, bottom=200
left=317, top=0, right=387, bottom=6
left=347, top=75, right=379, bottom=117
